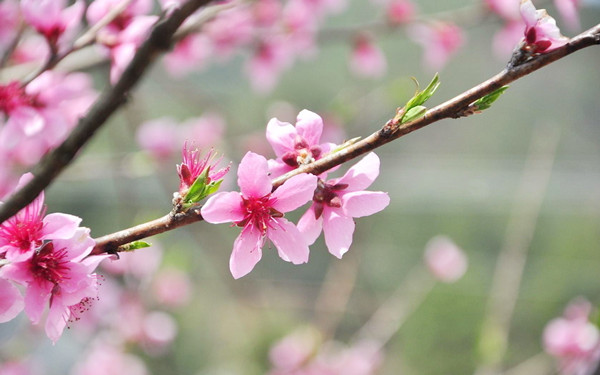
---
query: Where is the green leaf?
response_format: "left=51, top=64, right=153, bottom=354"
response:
left=203, top=179, right=223, bottom=198
left=120, top=241, right=151, bottom=251
left=473, top=86, right=509, bottom=111
left=405, top=73, right=440, bottom=109
left=401, top=106, right=427, bottom=123
left=184, top=167, right=210, bottom=203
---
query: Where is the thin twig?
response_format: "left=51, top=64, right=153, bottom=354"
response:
left=0, top=0, right=213, bottom=225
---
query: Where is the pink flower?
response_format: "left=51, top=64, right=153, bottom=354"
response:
left=520, top=0, right=568, bottom=53
left=0, top=0, right=19, bottom=53
left=246, top=36, right=294, bottom=93
left=554, top=0, right=580, bottom=32
left=136, top=117, right=180, bottom=160
left=152, top=267, right=192, bottom=307
left=423, top=236, right=468, bottom=283
left=0, top=278, right=24, bottom=323
left=20, top=0, right=84, bottom=51
left=408, top=21, right=464, bottom=71
left=181, top=113, right=226, bottom=150
left=349, top=34, right=387, bottom=78
left=201, top=152, right=317, bottom=279
left=203, top=6, right=254, bottom=58
left=486, top=0, right=520, bottom=21
left=72, top=341, right=149, bottom=375
left=266, top=109, right=334, bottom=178
left=0, top=228, right=107, bottom=343
left=253, top=0, right=283, bottom=27
left=297, top=153, right=390, bottom=258
left=543, top=298, right=600, bottom=375
left=164, top=33, right=212, bottom=78
left=0, top=173, right=81, bottom=262
left=386, top=0, right=416, bottom=25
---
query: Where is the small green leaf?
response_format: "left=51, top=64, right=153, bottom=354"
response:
left=473, top=86, right=509, bottom=111
left=401, top=106, right=427, bottom=123
left=121, top=241, right=151, bottom=251
left=184, top=167, right=211, bottom=203
left=405, top=73, right=440, bottom=109
left=203, top=179, right=223, bottom=198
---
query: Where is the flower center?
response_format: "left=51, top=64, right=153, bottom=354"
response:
left=312, top=179, right=348, bottom=219
left=30, top=242, right=71, bottom=286
left=237, top=195, right=282, bottom=235
left=0, top=205, right=46, bottom=254
left=0, top=82, right=37, bottom=115
left=282, top=135, right=322, bottom=167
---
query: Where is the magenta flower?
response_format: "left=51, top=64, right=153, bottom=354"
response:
left=297, top=153, right=390, bottom=258
left=520, top=0, right=568, bottom=53
left=0, top=228, right=107, bottom=343
left=201, top=152, right=317, bottom=279
left=0, top=173, right=81, bottom=262
left=266, top=109, right=334, bottom=178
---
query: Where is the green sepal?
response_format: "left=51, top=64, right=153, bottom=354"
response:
left=401, top=106, right=427, bottom=123
left=203, top=179, right=224, bottom=198
left=405, top=73, right=440, bottom=110
left=184, top=167, right=210, bottom=203
left=473, top=86, right=509, bottom=111
left=120, top=241, right=151, bottom=252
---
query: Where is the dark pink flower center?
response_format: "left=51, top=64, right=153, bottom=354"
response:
left=0, top=205, right=46, bottom=254
left=281, top=135, right=322, bottom=167
left=0, top=82, right=38, bottom=115
left=30, top=242, right=70, bottom=286
left=237, top=195, right=282, bottom=235
left=312, top=179, right=348, bottom=219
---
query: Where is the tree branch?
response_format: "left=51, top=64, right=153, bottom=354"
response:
left=88, top=23, right=599, bottom=256
left=0, top=0, right=213, bottom=225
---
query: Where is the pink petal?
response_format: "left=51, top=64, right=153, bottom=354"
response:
left=53, top=227, right=95, bottom=262
left=81, top=254, right=111, bottom=274
left=336, top=152, right=381, bottom=192
left=230, top=226, right=264, bottom=279
left=295, top=110, right=323, bottom=146
left=42, top=213, right=81, bottom=240
left=267, top=158, right=294, bottom=178
left=342, top=191, right=390, bottom=218
left=24, top=280, right=52, bottom=324
left=266, top=117, right=297, bottom=157
left=268, top=218, right=309, bottom=264
left=322, top=209, right=355, bottom=258
left=0, top=279, right=23, bottom=323
left=201, top=191, right=244, bottom=224
left=520, top=0, right=539, bottom=27
left=45, top=299, right=69, bottom=344
left=297, top=206, right=323, bottom=245
left=271, top=173, right=317, bottom=213
left=238, top=152, right=272, bottom=198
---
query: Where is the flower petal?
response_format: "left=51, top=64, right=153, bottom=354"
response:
left=266, top=118, right=297, bottom=157
left=201, top=191, right=244, bottom=224
left=54, top=227, right=95, bottom=262
left=342, top=191, right=390, bottom=218
left=323, top=209, right=355, bottom=259
left=268, top=218, right=309, bottom=264
left=238, top=152, right=272, bottom=198
left=297, top=206, right=323, bottom=246
left=45, top=299, right=69, bottom=344
left=0, top=279, right=24, bottom=323
left=24, top=280, right=52, bottom=324
left=230, top=226, right=263, bottom=279
left=295, top=109, right=323, bottom=146
left=336, top=153, right=380, bottom=192
left=42, top=213, right=81, bottom=240
left=271, top=173, right=317, bottom=213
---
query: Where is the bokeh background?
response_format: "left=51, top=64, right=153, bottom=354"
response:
left=1, top=0, right=600, bottom=374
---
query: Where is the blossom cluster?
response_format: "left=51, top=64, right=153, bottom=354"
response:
left=199, top=109, right=390, bottom=278
left=0, top=174, right=107, bottom=343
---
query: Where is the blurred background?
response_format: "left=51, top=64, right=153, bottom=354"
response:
left=1, top=0, right=600, bottom=374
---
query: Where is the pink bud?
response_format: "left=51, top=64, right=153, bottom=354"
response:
left=349, top=34, right=387, bottom=78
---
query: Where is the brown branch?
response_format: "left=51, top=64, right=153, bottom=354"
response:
left=87, top=23, right=600, bottom=256
left=0, top=0, right=213, bottom=225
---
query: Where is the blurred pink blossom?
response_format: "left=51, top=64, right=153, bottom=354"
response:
left=543, top=298, right=600, bottom=375
left=246, top=36, right=293, bottom=93
left=164, top=33, right=212, bottom=78
left=152, top=267, right=192, bottom=307
left=253, top=0, right=283, bottom=27
left=0, top=0, right=20, bottom=53
left=269, top=327, right=321, bottom=372
left=0, top=278, right=24, bottom=323
left=182, top=113, right=226, bottom=149
left=423, top=236, right=468, bottom=283
left=554, top=0, right=580, bottom=32
left=386, top=0, right=416, bottom=25
left=136, top=117, right=180, bottom=160
left=298, top=153, right=390, bottom=259
left=349, top=34, right=387, bottom=78
left=20, top=0, right=84, bottom=51
left=204, top=6, right=254, bottom=58
left=520, top=0, right=568, bottom=53
left=486, top=0, right=520, bottom=20
left=0, top=361, right=34, bottom=375
left=201, top=152, right=317, bottom=278
left=493, top=20, right=526, bottom=59
left=141, top=311, right=178, bottom=355
left=72, top=341, right=149, bottom=375
left=101, top=243, right=163, bottom=280
left=408, top=21, right=464, bottom=71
